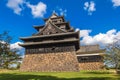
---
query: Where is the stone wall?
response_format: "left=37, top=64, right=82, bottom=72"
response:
left=20, top=46, right=79, bottom=72
left=79, top=62, right=104, bottom=70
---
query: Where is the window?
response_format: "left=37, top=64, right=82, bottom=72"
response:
left=52, top=20, right=57, bottom=23
left=81, top=57, right=88, bottom=61
left=60, top=25, right=65, bottom=29
left=77, top=56, right=89, bottom=62
left=59, top=20, right=62, bottom=22
left=51, top=47, right=55, bottom=51
left=77, top=55, right=102, bottom=63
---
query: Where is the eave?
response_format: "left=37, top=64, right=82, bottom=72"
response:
left=33, top=25, right=44, bottom=31
left=19, top=39, right=80, bottom=50
left=76, top=49, right=106, bottom=54
left=20, top=31, right=79, bottom=40
left=76, top=53, right=105, bottom=56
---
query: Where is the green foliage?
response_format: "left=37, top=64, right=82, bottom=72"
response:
left=0, top=31, right=22, bottom=69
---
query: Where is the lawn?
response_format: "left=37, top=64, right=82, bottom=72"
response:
left=0, top=69, right=120, bottom=80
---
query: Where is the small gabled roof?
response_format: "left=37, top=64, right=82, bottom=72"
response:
left=19, top=39, right=80, bottom=50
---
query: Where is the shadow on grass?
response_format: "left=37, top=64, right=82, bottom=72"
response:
left=83, top=71, right=111, bottom=74
left=0, top=73, right=120, bottom=80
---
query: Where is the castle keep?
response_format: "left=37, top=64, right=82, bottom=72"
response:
left=19, top=13, right=104, bottom=71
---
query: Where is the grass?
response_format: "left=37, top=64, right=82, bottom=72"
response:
left=0, top=69, right=120, bottom=80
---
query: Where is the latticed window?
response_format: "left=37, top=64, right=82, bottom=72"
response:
left=51, top=47, right=55, bottom=51
left=77, top=55, right=102, bottom=62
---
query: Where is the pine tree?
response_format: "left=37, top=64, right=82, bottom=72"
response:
left=0, top=31, right=22, bottom=69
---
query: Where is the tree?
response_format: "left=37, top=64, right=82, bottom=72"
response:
left=0, top=31, right=22, bottom=69
left=105, top=39, right=120, bottom=71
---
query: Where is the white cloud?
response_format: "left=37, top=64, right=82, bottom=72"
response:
left=52, top=7, right=67, bottom=16
left=75, top=28, right=91, bottom=37
left=10, top=42, right=24, bottom=55
left=59, top=8, right=67, bottom=16
left=112, top=0, right=120, bottom=7
left=10, top=42, right=23, bottom=50
left=84, top=2, right=89, bottom=10
left=80, top=29, right=120, bottom=47
left=52, top=10, right=59, bottom=15
left=84, top=1, right=96, bottom=15
left=80, top=30, right=92, bottom=38
left=75, top=28, right=80, bottom=32
left=6, top=0, right=25, bottom=15
left=6, top=0, right=47, bottom=17
left=26, top=2, right=47, bottom=18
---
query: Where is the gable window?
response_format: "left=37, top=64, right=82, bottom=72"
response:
left=60, top=25, right=65, bottom=29
left=52, top=20, right=57, bottom=23
left=57, top=25, right=60, bottom=27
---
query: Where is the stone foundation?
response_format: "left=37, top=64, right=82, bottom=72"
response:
left=20, top=51, right=79, bottom=72
left=79, top=62, right=104, bottom=70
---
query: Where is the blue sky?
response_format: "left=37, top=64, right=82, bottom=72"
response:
left=1, top=0, right=120, bottom=49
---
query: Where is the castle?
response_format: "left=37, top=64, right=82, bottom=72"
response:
left=19, top=13, right=104, bottom=71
